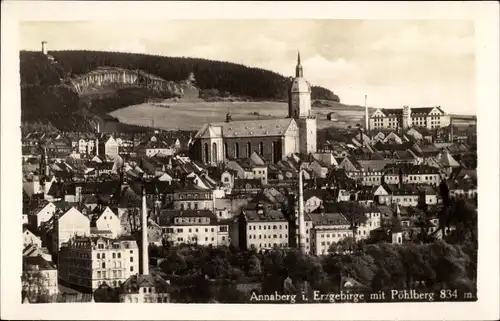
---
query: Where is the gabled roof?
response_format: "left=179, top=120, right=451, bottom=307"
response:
left=121, top=274, right=172, bottom=294
left=438, top=150, right=460, bottom=167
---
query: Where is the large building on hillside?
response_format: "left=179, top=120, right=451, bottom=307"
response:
left=191, top=53, right=317, bottom=165
left=369, top=106, right=450, bottom=131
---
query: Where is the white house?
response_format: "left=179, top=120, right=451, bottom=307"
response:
left=53, top=207, right=90, bottom=251
left=95, top=207, right=122, bottom=238
left=28, top=201, right=57, bottom=229
left=23, top=226, right=42, bottom=248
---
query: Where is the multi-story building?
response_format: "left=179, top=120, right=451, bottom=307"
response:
left=172, top=185, right=214, bottom=211
left=119, top=274, right=172, bottom=303
left=52, top=207, right=90, bottom=251
left=383, top=164, right=442, bottom=186
left=369, top=106, right=450, bottom=131
left=22, top=255, right=59, bottom=298
left=156, top=209, right=229, bottom=246
left=93, top=206, right=122, bottom=238
left=58, top=236, right=139, bottom=292
left=309, top=212, right=352, bottom=255
left=237, top=202, right=289, bottom=251
left=27, top=200, right=56, bottom=229
left=98, top=135, right=120, bottom=159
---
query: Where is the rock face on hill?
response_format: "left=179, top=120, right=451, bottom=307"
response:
left=19, top=50, right=339, bottom=131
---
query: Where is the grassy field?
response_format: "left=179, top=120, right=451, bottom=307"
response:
left=109, top=101, right=368, bottom=131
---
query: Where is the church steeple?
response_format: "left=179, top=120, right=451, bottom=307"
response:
left=295, top=51, right=303, bottom=77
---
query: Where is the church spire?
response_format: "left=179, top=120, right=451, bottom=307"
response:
left=295, top=51, right=303, bottom=77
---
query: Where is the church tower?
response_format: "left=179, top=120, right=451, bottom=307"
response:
left=288, top=52, right=317, bottom=155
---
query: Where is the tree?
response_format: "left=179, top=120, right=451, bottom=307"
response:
left=21, top=267, right=50, bottom=303
left=248, top=254, right=262, bottom=276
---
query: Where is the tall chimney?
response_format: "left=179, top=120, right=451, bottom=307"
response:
left=41, top=41, right=48, bottom=55
left=95, top=122, right=100, bottom=156
left=449, top=118, right=453, bottom=143
left=44, top=146, right=49, bottom=177
left=141, top=185, right=149, bottom=275
left=364, top=95, right=369, bottom=131
left=298, top=169, right=306, bottom=255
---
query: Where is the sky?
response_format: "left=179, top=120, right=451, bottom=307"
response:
left=20, top=20, right=476, bottom=115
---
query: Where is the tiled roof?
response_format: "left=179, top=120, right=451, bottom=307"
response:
left=244, top=208, right=287, bottom=222
left=309, top=212, right=349, bottom=226
left=23, top=255, right=56, bottom=270
left=438, top=151, right=460, bottom=167
left=195, top=118, right=296, bottom=139
left=234, top=178, right=262, bottom=189
left=121, top=274, right=172, bottom=294
left=157, top=209, right=217, bottom=226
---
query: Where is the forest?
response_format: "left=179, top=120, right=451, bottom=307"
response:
left=20, top=50, right=340, bottom=132
left=20, top=50, right=340, bottom=101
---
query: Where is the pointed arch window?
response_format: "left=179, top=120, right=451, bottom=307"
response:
left=259, top=142, right=263, bottom=155
left=224, top=143, right=228, bottom=159
left=212, top=142, right=218, bottom=163
left=203, top=143, right=209, bottom=163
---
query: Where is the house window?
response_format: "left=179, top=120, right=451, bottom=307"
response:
left=102, top=262, right=106, bottom=268
left=112, top=253, right=116, bottom=259
left=97, top=253, right=100, bottom=259
left=102, top=253, right=105, bottom=259
left=130, top=257, right=134, bottom=262
left=130, top=266, right=134, bottom=272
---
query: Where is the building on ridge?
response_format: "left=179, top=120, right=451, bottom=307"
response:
left=191, top=53, right=317, bottom=165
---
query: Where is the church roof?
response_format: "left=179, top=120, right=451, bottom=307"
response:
left=290, top=77, right=311, bottom=93
left=195, top=118, right=297, bottom=139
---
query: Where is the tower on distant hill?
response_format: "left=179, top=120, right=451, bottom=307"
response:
left=41, top=41, right=48, bottom=55
left=288, top=52, right=317, bottom=155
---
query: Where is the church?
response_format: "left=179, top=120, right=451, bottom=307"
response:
left=191, top=53, right=317, bottom=165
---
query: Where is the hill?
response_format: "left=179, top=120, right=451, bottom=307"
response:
left=19, top=50, right=341, bottom=131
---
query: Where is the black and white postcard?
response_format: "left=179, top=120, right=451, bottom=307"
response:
left=1, top=1, right=499, bottom=320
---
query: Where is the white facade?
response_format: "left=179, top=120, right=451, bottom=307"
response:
left=95, top=207, right=122, bottom=238
left=314, top=226, right=353, bottom=255
left=53, top=207, right=90, bottom=251
left=23, top=228, right=42, bottom=248
left=58, top=237, right=139, bottom=291
left=31, top=202, right=57, bottom=228
left=246, top=221, right=289, bottom=250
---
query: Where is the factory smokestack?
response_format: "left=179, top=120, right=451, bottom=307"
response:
left=141, top=186, right=149, bottom=275
left=41, top=41, right=48, bottom=56
left=364, top=95, right=369, bottom=131
left=298, top=169, right=306, bottom=255
left=44, top=146, right=49, bottom=178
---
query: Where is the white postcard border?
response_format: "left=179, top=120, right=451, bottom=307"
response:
left=1, top=1, right=499, bottom=320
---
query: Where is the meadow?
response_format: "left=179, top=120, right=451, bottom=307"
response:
left=108, top=101, right=367, bottom=131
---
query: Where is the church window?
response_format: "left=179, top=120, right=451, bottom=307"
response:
left=259, top=142, right=263, bottom=155
left=203, top=143, right=209, bottom=163
left=212, top=143, right=218, bottom=163
left=224, top=143, right=228, bottom=159
left=247, top=142, right=251, bottom=158
left=234, top=143, right=239, bottom=158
